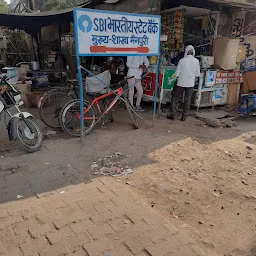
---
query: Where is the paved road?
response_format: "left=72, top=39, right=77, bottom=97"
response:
left=0, top=177, right=206, bottom=256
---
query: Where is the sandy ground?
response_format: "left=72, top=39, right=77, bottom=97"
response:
left=1, top=106, right=256, bottom=256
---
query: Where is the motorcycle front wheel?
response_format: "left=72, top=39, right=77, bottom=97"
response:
left=15, top=118, right=43, bottom=153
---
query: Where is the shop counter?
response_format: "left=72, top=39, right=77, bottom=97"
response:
left=141, top=65, right=176, bottom=104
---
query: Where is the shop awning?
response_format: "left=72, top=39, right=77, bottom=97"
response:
left=161, top=6, right=212, bottom=16
left=209, top=0, right=256, bottom=10
left=0, top=0, right=111, bottom=36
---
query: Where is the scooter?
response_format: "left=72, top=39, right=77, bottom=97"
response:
left=0, top=76, right=43, bottom=152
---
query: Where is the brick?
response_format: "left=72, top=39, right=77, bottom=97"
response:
left=171, top=246, right=203, bottom=256
left=137, top=252, right=151, bottom=256
left=28, top=223, right=54, bottom=239
left=93, top=199, right=117, bottom=214
left=53, top=217, right=74, bottom=230
left=46, top=227, right=74, bottom=245
left=106, top=229, right=132, bottom=243
left=83, top=239, right=111, bottom=256
left=143, top=214, right=168, bottom=228
left=35, top=210, right=58, bottom=225
left=145, top=241, right=173, bottom=256
left=99, top=177, right=115, bottom=187
left=5, top=247, right=23, bottom=256
left=0, top=241, right=6, bottom=254
left=70, top=220, right=96, bottom=235
left=62, top=192, right=88, bottom=206
left=6, top=201, right=31, bottom=216
left=1, top=225, right=30, bottom=250
left=109, top=194, right=126, bottom=206
left=43, top=196, right=66, bottom=210
left=90, top=210, right=114, bottom=225
left=0, top=214, right=23, bottom=229
left=108, top=217, right=132, bottom=232
left=102, top=243, right=134, bottom=256
left=0, top=226, right=14, bottom=239
left=166, top=233, right=194, bottom=248
left=126, top=222, right=151, bottom=236
left=164, top=223, right=180, bottom=236
left=39, top=242, right=69, bottom=256
left=12, top=220, right=34, bottom=236
left=85, top=180, right=103, bottom=190
left=146, top=226, right=170, bottom=244
left=0, top=208, right=9, bottom=219
left=67, top=248, right=88, bottom=256
left=83, top=188, right=102, bottom=201
left=57, top=205, right=87, bottom=222
left=108, top=205, right=127, bottom=218
left=19, top=236, right=49, bottom=256
left=125, top=205, right=150, bottom=223
left=20, top=207, right=47, bottom=221
left=64, top=233, right=91, bottom=253
left=76, top=201, right=98, bottom=216
left=86, top=223, right=114, bottom=240
left=124, top=234, right=153, bottom=255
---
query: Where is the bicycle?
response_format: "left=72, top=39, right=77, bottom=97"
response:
left=39, top=80, right=79, bottom=129
left=59, top=76, right=138, bottom=137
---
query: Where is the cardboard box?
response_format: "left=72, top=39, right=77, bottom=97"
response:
left=242, top=71, right=256, bottom=93
left=213, top=38, right=240, bottom=70
left=236, top=46, right=247, bottom=63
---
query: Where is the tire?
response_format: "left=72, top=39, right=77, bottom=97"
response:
left=15, top=118, right=43, bottom=153
left=39, top=89, right=75, bottom=129
left=125, top=98, right=139, bottom=129
left=59, top=99, right=96, bottom=137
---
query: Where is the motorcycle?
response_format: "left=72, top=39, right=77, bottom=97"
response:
left=0, top=76, right=43, bottom=153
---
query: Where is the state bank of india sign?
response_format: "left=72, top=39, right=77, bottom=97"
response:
left=74, top=8, right=161, bottom=56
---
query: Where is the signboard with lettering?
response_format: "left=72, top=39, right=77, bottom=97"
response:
left=240, top=36, right=256, bottom=72
left=73, top=8, right=161, bottom=56
left=231, top=11, right=245, bottom=38
left=215, top=71, right=243, bottom=84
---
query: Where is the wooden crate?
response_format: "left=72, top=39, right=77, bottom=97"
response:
left=227, top=83, right=240, bottom=105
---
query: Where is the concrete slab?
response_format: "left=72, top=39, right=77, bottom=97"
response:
left=195, top=110, right=230, bottom=119
left=233, top=115, right=256, bottom=132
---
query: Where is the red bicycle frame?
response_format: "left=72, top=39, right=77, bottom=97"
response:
left=77, top=87, right=124, bottom=121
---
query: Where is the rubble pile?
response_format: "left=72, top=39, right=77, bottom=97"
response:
left=91, top=152, right=133, bottom=177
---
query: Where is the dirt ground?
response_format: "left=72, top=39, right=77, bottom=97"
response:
left=1, top=107, right=256, bottom=256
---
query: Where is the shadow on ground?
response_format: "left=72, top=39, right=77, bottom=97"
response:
left=0, top=105, right=245, bottom=204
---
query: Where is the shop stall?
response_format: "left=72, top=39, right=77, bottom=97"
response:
left=141, top=6, right=219, bottom=108
left=191, top=69, right=243, bottom=111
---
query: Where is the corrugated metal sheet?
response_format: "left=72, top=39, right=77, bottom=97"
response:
left=209, top=0, right=256, bottom=9
left=96, top=0, right=159, bottom=13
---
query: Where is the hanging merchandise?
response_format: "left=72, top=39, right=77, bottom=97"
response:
left=162, top=9, right=185, bottom=51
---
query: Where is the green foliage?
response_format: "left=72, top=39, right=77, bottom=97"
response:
left=0, top=0, right=8, bottom=13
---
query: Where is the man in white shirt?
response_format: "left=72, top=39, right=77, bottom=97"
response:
left=167, top=45, right=200, bottom=121
left=126, top=56, right=149, bottom=112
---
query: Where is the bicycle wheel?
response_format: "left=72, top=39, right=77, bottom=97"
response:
left=125, top=98, right=139, bottom=129
left=39, top=89, right=75, bottom=129
left=59, top=99, right=96, bottom=137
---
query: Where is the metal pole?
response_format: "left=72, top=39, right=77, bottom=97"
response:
left=214, top=11, right=220, bottom=39
left=153, top=57, right=160, bottom=123
left=76, top=60, right=84, bottom=142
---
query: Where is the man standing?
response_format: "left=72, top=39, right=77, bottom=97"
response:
left=167, top=45, right=200, bottom=121
left=127, top=56, right=149, bottom=112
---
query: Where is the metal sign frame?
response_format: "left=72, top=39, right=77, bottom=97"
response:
left=73, top=8, right=162, bottom=140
